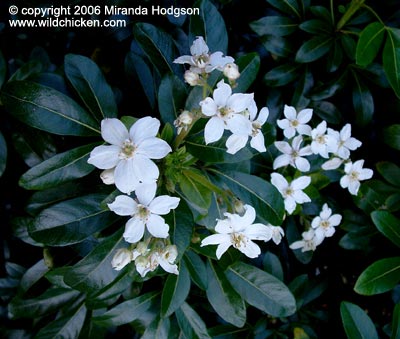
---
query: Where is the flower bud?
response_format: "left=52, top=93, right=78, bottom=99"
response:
left=162, top=245, right=178, bottom=263
left=184, top=70, right=200, bottom=86
left=223, top=63, right=240, bottom=81
left=174, top=110, right=194, bottom=134
left=100, top=168, right=115, bottom=185
left=111, top=248, right=132, bottom=271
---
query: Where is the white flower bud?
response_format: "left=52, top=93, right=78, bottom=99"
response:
left=223, top=63, right=240, bottom=80
left=100, top=169, right=115, bottom=185
left=184, top=70, right=200, bottom=86
left=174, top=110, right=194, bottom=134
left=111, top=248, right=132, bottom=271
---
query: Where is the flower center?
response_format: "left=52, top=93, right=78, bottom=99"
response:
left=316, top=135, right=326, bottom=144
left=350, top=171, right=359, bottom=181
left=136, top=204, right=150, bottom=220
left=119, top=139, right=136, bottom=159
left=285, top=187, right=294, bottom=197
left=196, top=54, right=209, bottom=68
left=252, top=121, right=261, bottom=136
left=290, top=119, right=299, bottom=127
left=291, top=150, right=299, bottom=158
left=219, top=106, right=233, bottom=118
left=231, top=233, right=246, bottom=249
left=321, top=220, right=330, bottom=228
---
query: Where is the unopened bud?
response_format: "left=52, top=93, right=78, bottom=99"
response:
left=223, top=63, right=240, bottom=80
left=234, top=198, right=245, bottom=214
left=100, top=169, right=115, bottom=185
left=184, top=70, right=200, bottom=86
left=174, top=110, right=194, bottom=134
left=111, top=248, right=132, bottom=271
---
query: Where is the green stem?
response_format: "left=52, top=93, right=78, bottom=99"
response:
left=330, top=0, right=335, bottom=26
left=336, top=0, right=366, bottom=31
left=362, top=4, right=385, bottom=25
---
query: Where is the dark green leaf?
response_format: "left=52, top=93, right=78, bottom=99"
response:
left=19, top=142, right=99, bottom=190
left=161, top=261, right=190, bottom=317
left=356, top=22, right=385, bottom=67
left=64, top=230, right=124, bottom=293
left=340, top=301, right=379, bottom=339
left=289, top=275, right=327, bottom=309
left=266, top=0, right=301, bottom=18
left=354, top=257, right=400, bottom=295
left=190, top=0, right=228, bottom=54
left=1, top=81, right=99, bottom=136
left=19, top=259, right=48, bottom=294
left=296, top=36, right=334, bottom=63
left=384, top=124, right=400, bottom=150
left=377, top=161, right=400, bottom=187
left=158, top=74, right=187, bottom=126
left=11, top=217, right=43, bottom=247
left=9, top=60, right=44, bottom=81
left=176, top=302, right=211, bottom=339
left=261, top=35, right=295, bottom=58
left=0, top=50, right=6, bottom=88
left=64, top=54, right=117, bottom=121
left=233, top=53, right=260, bottom=93
left=35, top=303, right=87, bottom=339
left=392, top=303, right=400, bottom=339
left=250, top=16, right=297, bottom=37
left=185, top=71, right=220, bottom=111
left=183, top=251, right=207, bottom=290
left=310, top=101, right=342, bottom=125
left=326, top=40, right=344, bottom=73
left=206, top=260, right=246, bottom=327
left=142, top=316, right=171, bottom=339
left=354, top=183, right=386, bottom=214
left=340, top=34, right=357, bottom=60
left=210, top=170, right=285, bottom=225
left=383, top=27, right=400, bottom=98
left=264, top=63, right=302, bottom=87
left=29, top=194, right=117, bottom=246
left=225, top=262, right=296, bottom=317
left=371, top=211, right=400, bottom=248
left=93, top=291, right=159, bottom=327
left=310, top=70, right=348, bottom=101
left=310, top=5, right=332, bottom=22
left=133, top=22, right=178, bottom=76
left=179, top=168, right=213, bottom=211
left=291, top=67, right=313, bottom=109
left=263, top=252, right=284, bottom=281
left=299, top=19, right=331, bottom=35
left=0, top=130, right=6, bottom=177
left=352, top=71, right=374, bottom=125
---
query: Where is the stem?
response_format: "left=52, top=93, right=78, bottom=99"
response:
left=362, top=4, right=385, bottom=25
left=336, top=0, right=366, bottom=31
left=330, top=0, right=335, bottom=26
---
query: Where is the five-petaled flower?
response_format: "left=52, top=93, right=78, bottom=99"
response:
left=201, top=205, right=274, bottom=259
left=328, top=124, right=362, bottom=159
left=290, top=229, right=323, bottom=252
left=273, top=135, right=312, bottom=172
left=340, top=160, right=373, bottom=195
left=311, top=203, right=342, bottom=241
left=88, top=117, right=172, bottom=194
left=277, top=105, right=312, bottom=139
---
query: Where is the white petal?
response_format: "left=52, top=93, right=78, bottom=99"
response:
left=359, top=168, right=373, bottom=180
left=226, top=134, right=248, bottom=154
left=124, top=217, right=145, bottom=243
left=291, top=176, right=311, bottom=190
left=204, top=117, right=225, bottom=144
left=227, top=93, right=254, bottom=113
left=257, top=107, right=269, bottom=124
left=146, top=214, right=169, bottom=238
left=295, top=157, right=310, bottom=172
left=277, top=119, right=290, bottom=130
left=240, top=205, right=257, bottom=227
left=216, top=241, right=233, bottom=259
left=292, top=190, right=311, bottom=204
left=345, top=137, right=362, bottom=151
left=289, top=240, right=305, bottom=250
left=200, top=97, right=218, bottom=117
left=108, top=195, right=137, bottom=216
left=114, top=159, right=140, bottom=194
left=322, top=158, right=343, bottom=170
left=311, top=216, right=321, bottom=229
left=283, top=126, right=296, bottom=139
left=135, top=182, right=157, bottom=206
left=132, top=154, right=160, bottom=184
left=130, top=117, right=160, bottom=144
left=88, top=145, right=120, bottom=169
left=213, top=81, right=232, bottom=107
left=340, top=124, right=351, bottom=140
left=238, top=239, right=261, bottom=258
left=270, top=173, right=288, bottom=192
left=348, top=181, right=360, bottom=195
left=101, top=119, right=129, bottom=146
left=215, top=219, right=234, bottom=234
left=284, top=197, right=297, bottom=214
left=226, top=114, right=252, bottom=135
left=158, top=259, right=179, bottom=275
left=190, top=36, right=209, bottom=55
left=320, top=204, right=331, bottom=219
left=329, top=214, right=342, bottom=226
left=209, top=52, right=234, bottom=70
left=173, top=55, right=193, bottom=65
left=149, top=195, right=180, bottom=215
left=297, top=109, right=313, bottom=124
left=137, top=137, right=171, bottom=159
left=340, top=175, right=350, bottom=189
left=244, top=223, right=272, bottom=241
left=201, top=233, right=230, bottom=246
left=296, top=124, right=312, bottom=136
left=273, top=154, right=291, bottom=169
left=274, top=141, right=292, bottom=154
left=250, top=133, right=266, bottom=152
left=283, top=105, right=297, bottom=120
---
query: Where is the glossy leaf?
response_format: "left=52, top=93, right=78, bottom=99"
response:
left=291, top=67, right=313, bottom=109
left=354, top=257, right=400, bottom=295
left=296, top=36, right=334, bottom=63
left=158, top=73, right=187, bottom=126
left=263, top=252, right=284, bottom=281
left=19, top=259, right=48, bottom=293
left=371, top=211, right=400, bottom=248
left=383, top=27, right=400, bottom=98
left=64, top=230, right=124, bottom=293
left=384, top=124, right=400, bottom=150
left=190, top=0, right=228, bottom=54
left=19, top=142, right=99, bottom=190
left=340, top=301, right=379, bottom=339
left=1, top=81, right=99, bottom=136
left=161, top=261, right=191, bottom=317
left=299, top=19, right=331, bottom=35
left=183, top=251, right=208, bottom=290
left=233, top=53, right=260, bottom=93
left=376, top=161, right=400, bottom=187
left=226, top=262, right=296, bottom=317
left=261, top=35, right=295, bottom=58
left=93, top=291, right=160, bottom=327
left=0, top=131, right=6, bottom=177
left=310, top=101, right=342, bottom=125
left=179, top=168, right=213, bottom=211
left=211, top=170, right=285, bottom=225
left=250, top=16, right=297, bottom=37
left=29, top=194, right=117, bottom=246
left=206, top=260, right=246, bottom=327
left=266, top=0, right=301, bottom=18
left=142, top=316, right=171, bottom=339
left=64, top=54, right=117, bottom=121
left=326, top=40, right=344, bottom=73
left=176, top=302, right=211, bottom=339
left=352, top=71, right=374, bottom=125
left=356, top=22, right=386, bottom=67
left=9, top=60, right=44, bottom=82
left=264, top=63, right=301, bottom=87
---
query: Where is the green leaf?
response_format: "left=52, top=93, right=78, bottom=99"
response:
left=340, top=301, right=379, bottom=339
left=93, top=291, right=160, bottom=327
left=0, top=50, right=6, bottom=88
left=371, top=211, right=400, bottom=248
left=263, top=252, right=284, bottom=281
left=176, top=302, right=211, bottom=339
left=190, top=0, right=228, bottom=54
left=310, top=101, right=342, bottom=125
left=250, top=16, right=297, bottom=37
left=183, top=251, right=207, bottom=290
left=233, top=53, right=260, bottom=93
left=225, top=262, right=296, bottom=317
left=0, top=131, right=6, bottom=177
left=391, top=303, right=400, bottom=339
left=19, top=142, right=99, bottom=190
left=354, top=257, right=400, bottom=295
left=296, top=36, right=334, bottom=63
left=352, top=71, right=374, bottom=125
left=142, top=316, right=171, bottom=339
left=133, top=22, right=177, bottom=76
left=384, top=124, right=400, bottom=150
left=64, top=230, right=124, bottom=293
left=261, top=35, right=295, bottom=58
left=291, top=67, right=314, bottom=109
left=266, top=0, right=301, bottom=18
left=206, top=260, right=246, bottom=327
left=179, top=168, right=213, bottom=211
left=264, top=63, right=301, bottom=87
left=161, top=261, right=191, bottom=317
left=29, top=194, right=117, bottom=246
left=326, top=40, right=344, bottom=73
left=299, top=19, right=332, bottom=35
left=35, top=303, right=87, bottom=339
left=9, top=60, right=44, bottom=82
left=158, top=73, right=187, bottom=126
left=64, top=54, right=117, bottom=121
left=377, top=161, right=400, bottom=187
left=19, top=259, right=48, bottom=294
left=1, top=81, right=99, bottom=136
left=210, top=170, right=285, bottom=225
left=356, top=22, right=386, bottom=67
left=383, top=27, right=400, bottom=98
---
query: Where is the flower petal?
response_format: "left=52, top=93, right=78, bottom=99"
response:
left=132, top=154, right=159, bottom=184
left=88, top=145, right=120, bottom=169
left=273, top=154, right=291, bottom=170
left=238, top=239, right=261, bottom=258
left=226, top=114, right=252, bottom=135
left=297, top=108, right=313, bottom=124
left=149, top=195, right=180, bottom=215
left=201, top=233, right=230, bottom=246
left=114, top=158, right=140, bottom=194
left=204, top=116, right=225, bottom=144
left=284, top=105, right=297, bottom=120
left=227, top=93, right=254, bottom=113
left=146, top=214, right=169, bottom=238
left=213, top=81, right=232, bottom=107
left=190, top=36, right=209, bottom=56
left=101, top=118, right=129, bottom=146
left=226, top=134, right=248, bottom=154
left=270, top=173, right=288, bottom=192
left=124, top=217, right=145, bottom=243
left=130, top=117, right=160, bottom=144
left=250, top=132, right=266, bottom=152
left=200, top=97, right=218, bottom=117
left=216, top=241, right=232, bottom=259
left=291, top=176, right=311, bottom=190
left=108, top=195, right=137, bottom=216
left=135, top=182, right=157, bottom=206
left=137, top=137, right=171, bottom=159
left=244, top=223, right=272, bottom=241
left=257, top=107, right=269, bottom=124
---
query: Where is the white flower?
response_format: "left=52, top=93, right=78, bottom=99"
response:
left=157, top=245, right=179, bottom=275
left=201, top=205, right=273, bottom=259
left=310, top=121, right=336, bottom=158
left=277, top=105, right=312, bottom=139
left=223, top=63, right=240, bottom=80
left=273, top=135, right=312, bottom=172
left=184, top=70, right=200, bottom=86
left=200, top=80, right=253, bottom=144
left=108, top=183, right=180, bottom=243
left=173, top=36, right=234, bottom=74
left=88, top=117, right=171, bottom=194
left=268, top=225, right=285, bottom=245
left=271, top=173, right=311, bottom=214
left=311, top=203, right=342, bottom=241
left=290, top=229, right=323, bottom=252
left=111, top=248, right=133, bottom=271
left=327, top=124, right=362, bottom=159
left=340, top=160, right=373, bottom=195
left=132, top=241, right=150, bottom=260
left=135, top=254, right=158, bottom=278
left=322, top=157, right=344, bottom=170
left=226, top=107, right=269, bottom=154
